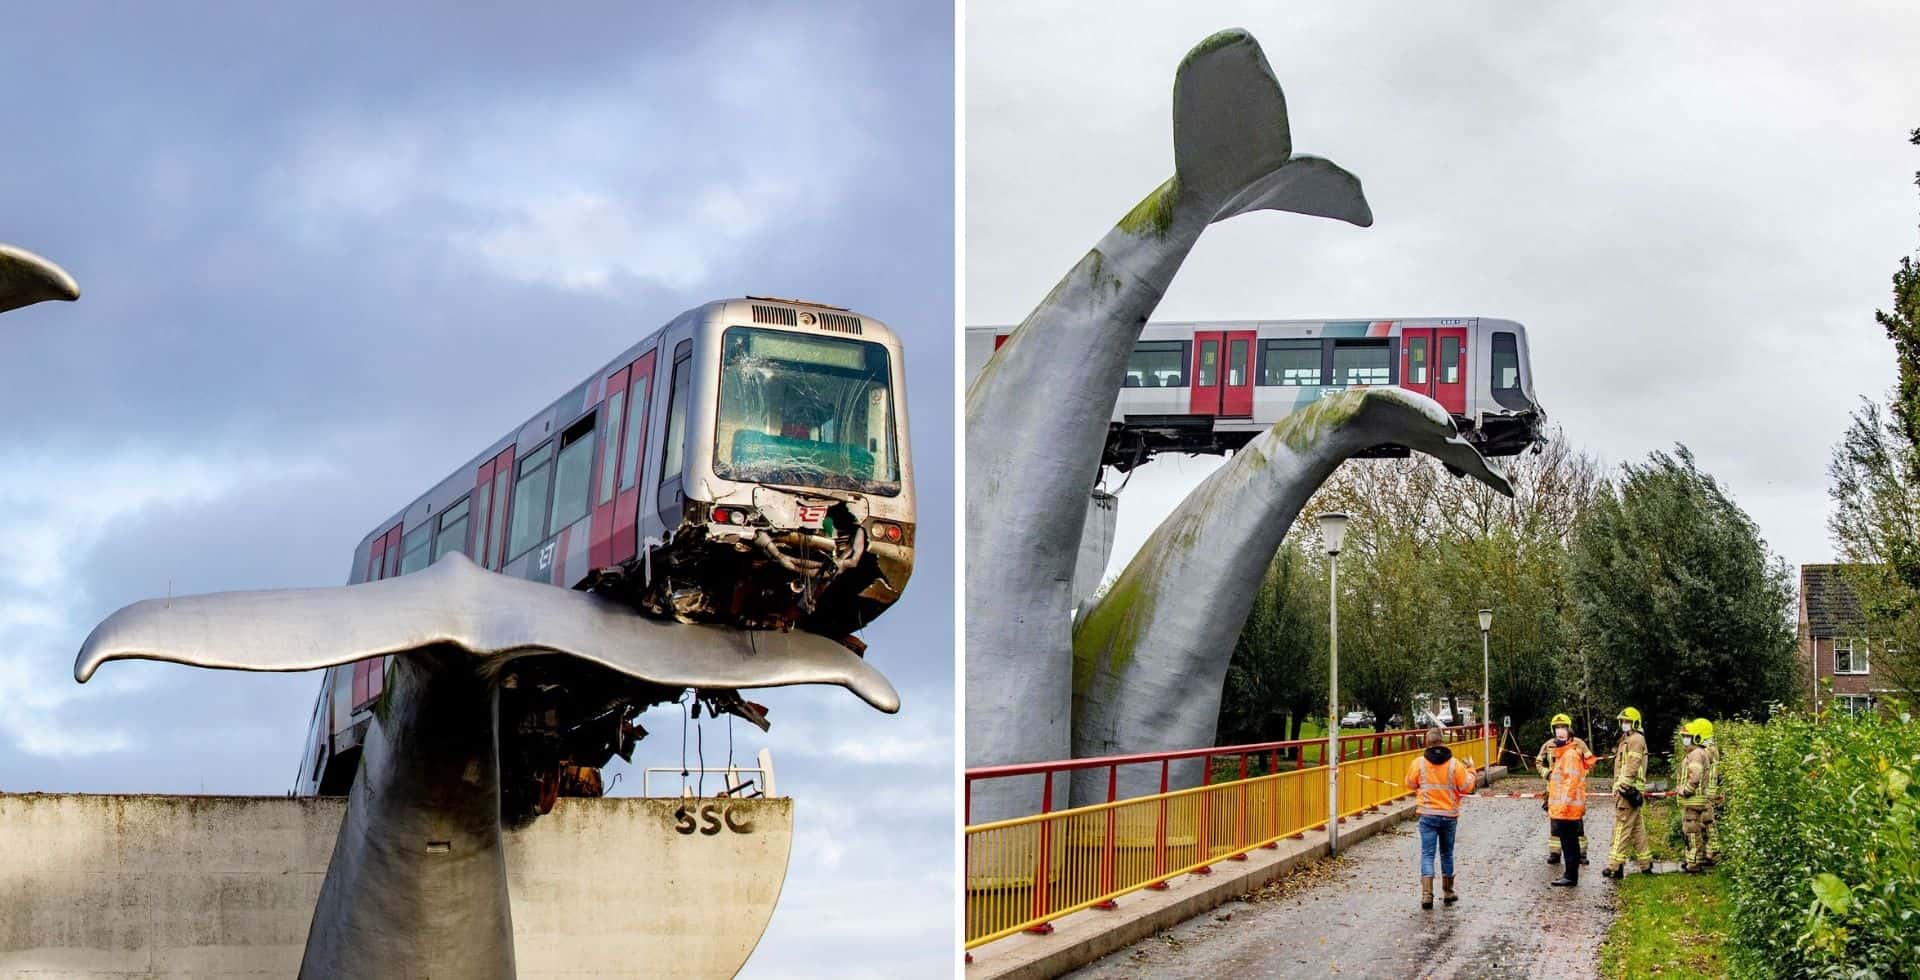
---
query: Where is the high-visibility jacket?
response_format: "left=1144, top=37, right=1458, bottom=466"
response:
left=1405, top=750, right=1477, bottom=817
left=1546, top=738, right=1596, bottom=820
left=1704, top=741, right=1722, bottom=798
left=1677, top=745, right=1712, bottom=809
left=1612, top=730, right=1648, bottom=793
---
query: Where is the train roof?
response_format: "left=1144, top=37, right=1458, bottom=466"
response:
left=349, top=296, right=899, bottom=562
left=968, top=316, right=1528, bottom=334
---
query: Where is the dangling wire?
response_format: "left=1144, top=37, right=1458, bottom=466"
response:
left=696, top=711, right=707, bottom=797
left=679, top=691, right=691, bottom=788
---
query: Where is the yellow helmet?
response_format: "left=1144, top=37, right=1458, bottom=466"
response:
left=1692, top=718, right=1714, bottom=741
left=1616, top=707, right=1642, bottom=724
left=1551, top=713, right=1573, bottom=727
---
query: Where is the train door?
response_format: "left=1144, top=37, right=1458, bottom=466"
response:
left=356, top=524, right=402, bottom=711
left=1432, top=326, right=1467, bottom=415
left=1221, top=330, right=1255, bottom=417
left=589, top=365, right=630, bottom=570
left=1190, top=330, right=1222, bottom=415
left=473, top=446, right=515, bottom=570
left=610, top=351, right=655, bottom=565
left=1400, top=328, right=1435, bottom=401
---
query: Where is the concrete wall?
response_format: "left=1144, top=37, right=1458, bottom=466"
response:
left=0, top=793, right=792, bottom=978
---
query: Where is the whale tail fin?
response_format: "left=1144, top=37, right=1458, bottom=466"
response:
left=0, top=243, right=80, bottom=315
left=1170, top=30, right=1372, bottom=228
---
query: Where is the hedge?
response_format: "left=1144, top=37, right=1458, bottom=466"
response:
left=1716, top=706, right=1920, bottom=977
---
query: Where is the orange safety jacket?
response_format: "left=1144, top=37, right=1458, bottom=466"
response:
left=1546, top=738, right=1596, bottom=820
left=1405, top=752, right=1478, bottom=817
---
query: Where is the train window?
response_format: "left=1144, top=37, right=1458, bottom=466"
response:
left=1260, top=340, right=1321, bottom=386
left=1125, top=341, right=1186, bottom=387
left=597, top=389, right=626, bottom=507
left=549, top=416, right=596, bottom=533
left=1228, top=340, right=1248, bottom=386
left=488, top=467, right=512, bottom=567
left=620, top=374, right=650, bottom=490
left=1333, top=340, right=1389, bottom=387
left=1407, top=337, right=1428, bottom=384
left=434, top=497, right=470, bottom=562
left=661, top=354, right=691, bottom=487
left=712, top=327, right=901, bottom=495
left=508, top=442, right=555, bottom=561
left=399, top=522, right=433, bottom=575
left=1491, top=333, right=1520, bottom=389
left=1197, top=340, right=1218, bottom=387
left=1441, top=336, right=1460, bottom=384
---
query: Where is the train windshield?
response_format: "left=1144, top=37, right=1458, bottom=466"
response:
left=714, top=327, right=900, bottom=496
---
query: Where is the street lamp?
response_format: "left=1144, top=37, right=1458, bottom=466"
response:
left=1477, top=608, right=1493, bottom=772
left=1318, top=512, right=1349, bottom=853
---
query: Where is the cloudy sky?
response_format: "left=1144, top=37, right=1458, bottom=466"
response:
left=968, top=2, right=1920, bottom=585
left=0, top=3, right=951, bottom=975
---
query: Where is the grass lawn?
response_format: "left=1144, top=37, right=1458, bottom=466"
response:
left=1600, top=865, right=1733, bottom=979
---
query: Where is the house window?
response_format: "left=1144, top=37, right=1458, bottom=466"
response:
left=1834, top=637, right=1870, bottom=675
left=1835, top=694, right=1876, bottom=717
left=1124, top=341, right=1188, bottom=387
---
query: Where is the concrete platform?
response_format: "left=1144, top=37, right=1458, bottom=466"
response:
left=0, top=792, right=792, bottom=977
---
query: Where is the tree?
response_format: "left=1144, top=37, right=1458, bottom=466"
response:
left=1824, top=126, right=1920, bottom=704
left=1216, top=541, right=1326, bottom=746
left=1568, top=446, right=1798, bottom=748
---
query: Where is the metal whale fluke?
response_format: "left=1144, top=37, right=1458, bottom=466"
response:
left=75, top=550, right=895, bottom=977
left=1070, top=387, right=1511, bottom=801
left=74, top=549, right=899, bottom=713
left=0, top=243, right=80, bottom=315
left=964, top=27, right=1371, bottom=814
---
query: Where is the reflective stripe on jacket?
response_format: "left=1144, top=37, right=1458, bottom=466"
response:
left=1612, top=730, right=1648, bottom=793
left=1405, top=755, right=1476, bottom=817
left=1546, top=738, right=1595, bottom=820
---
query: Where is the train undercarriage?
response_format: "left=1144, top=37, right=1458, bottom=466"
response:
left=1099, top=407, right=1546, bottom=472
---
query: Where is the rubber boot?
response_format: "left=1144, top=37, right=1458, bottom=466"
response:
left=1602, top=864, right=1621, bottom=879
left=1421, top=876, right=1433, bottom=910
left=1547, top=851, right=1561, bottom=865
left=1640, top=861, right=1655, bottom=876
left=1442, top=875, right=1458, bottom=905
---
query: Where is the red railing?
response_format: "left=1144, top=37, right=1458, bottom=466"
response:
left=963, top=723, right=1491, bottom=824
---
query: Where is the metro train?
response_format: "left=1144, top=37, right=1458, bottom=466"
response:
left=964, top=317, right=1545, bottom=470
left=297, top=297, right=914, bottom=802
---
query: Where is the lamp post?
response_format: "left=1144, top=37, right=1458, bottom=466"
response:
left=1478, top=608, right=1493, bottom=770
left=1318, top=512, right=1349, bottom=854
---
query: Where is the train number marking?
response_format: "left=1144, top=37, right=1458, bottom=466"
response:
left=536, top=542, right=556, bottom=572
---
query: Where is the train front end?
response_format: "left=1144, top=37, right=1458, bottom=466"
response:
left=648, top=299, right=914, bottom=645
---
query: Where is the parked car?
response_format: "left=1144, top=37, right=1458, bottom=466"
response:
left=1339, top=710, right=1374, bottom=728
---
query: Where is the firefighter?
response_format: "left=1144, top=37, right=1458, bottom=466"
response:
left=1675, top=719, right=1714, bottom=872
left=1601, top=707, right=1653, bottom=878
left=1544, top=713, right=1596, bottom=886
left=1405, top=727, right=1479, bottom=910
left=1700, top=718, right=1722, bottom=866
left=1535, top=713, right=1589, bottom=866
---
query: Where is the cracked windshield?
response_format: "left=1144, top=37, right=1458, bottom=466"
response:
left=715, top=326, right=900, bottom=495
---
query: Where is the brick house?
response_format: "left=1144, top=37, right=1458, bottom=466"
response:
left=1799, top=564, right=1900, bottom=715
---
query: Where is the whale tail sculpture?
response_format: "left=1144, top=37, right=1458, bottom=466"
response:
left=965, top=28, right=1372, bottom=824
left=76, top=552, right=897, bottom=977
left=1070, top=388, right=1511, bottom=802
left=0, top=243, right=80, bottom=314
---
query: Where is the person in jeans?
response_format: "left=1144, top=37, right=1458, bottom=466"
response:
left=1404, top=727, right=1479, bottom=909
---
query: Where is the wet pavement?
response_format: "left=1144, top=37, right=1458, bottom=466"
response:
left=1067, top=781, right=1621, bottom=979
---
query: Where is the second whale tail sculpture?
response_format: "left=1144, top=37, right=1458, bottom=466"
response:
left=0, top=243, right=80, bottom=315
left=76, top=552, right=897, bottom=978
left=1071, top=388, right=1512, bottom=801
left=965, top=28, right=1372, bottom=820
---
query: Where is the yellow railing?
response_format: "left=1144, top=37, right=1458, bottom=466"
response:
left=963, top=737, right=1490, bottom=947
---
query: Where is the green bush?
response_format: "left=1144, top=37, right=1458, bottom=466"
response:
left=1717, top=707, right=1920, bottom=977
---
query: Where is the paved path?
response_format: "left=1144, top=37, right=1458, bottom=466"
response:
left=1068, top=783, right=1621, bottom=979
